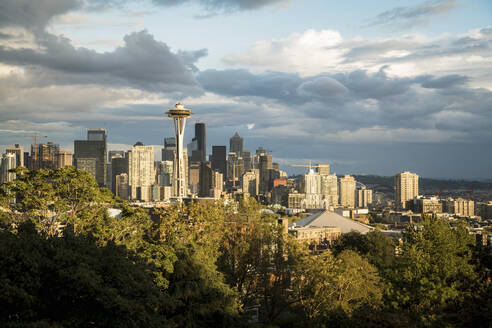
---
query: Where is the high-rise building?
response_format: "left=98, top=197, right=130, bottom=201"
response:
left=115, top=173, right=129, bottom=200
left=23, top=151, right=30, bottom=168
left=157, top=161, right=173, bottom=187
left=74, top=128, right=107, bottom=186
left=316, top=164, right=330, bottom=175
left=88, top=128, right=107, bottom=142
left=211, top=146, right=227, bottom=176
left=0, top=153, right=17, bottom=183
left=227, top=152, right=244, bottom=187
left=211, top=170, right=223, bottom=198
left=127, top=142, right=154, bottom=202
left=166, top=102, right=192, bottom=200
left=35, top=142, right=59, bottom=170
left=230, top=132, right=243, bottom=155
left=242, top=169, right=259, bottom=197
left=6, top=144, right=24, bottom=167
left=242, top=150, right=251, bottom=172
left=108, top=150, right=124, bottom=162
left=320, top=174, right=338, bottom=207
left=188, top=162, right=200, bottom=195
left=356, top=186, right=373, bottom=208
left=194, top=123, right=206, bottom=163
left=111, top=154, right=128, bottom=194
left=339, top=175, right=356, bottom=208
left=304, top=168, right=321, bottom=194
left=55, top=150, right=73, bottom=169
left=395, top=171, right=419, bottom=209
left=259, top=153, right=272, bottom=195
left=162, top=137, right=176, bottom=162
left=199, top=162, right=212, bottom=197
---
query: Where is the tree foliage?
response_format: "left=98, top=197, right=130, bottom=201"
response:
left=1, top=168, right=491, bottom=327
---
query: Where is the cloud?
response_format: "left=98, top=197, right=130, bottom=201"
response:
left=417, top=74, right=469, bottom=89
left=152, top=0, right=290, bottom=12
left=0, top=30, right=206, bottom=92
left=223, top=29, right=344, bottom=76
left=222, top=28, right=492, bottom=90
left=368, top=0, right=460, bottom=28
left=297, top=77, right=348, bottom=99
left=197, top=69, right=302, bottom=101
left=0, top=0, right=81, bottom=29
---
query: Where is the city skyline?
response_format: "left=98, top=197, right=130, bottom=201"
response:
left=0, top=0, right=491, bottom=179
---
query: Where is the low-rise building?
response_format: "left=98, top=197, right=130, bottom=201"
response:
left=443, top=198, right=474, bottom=217
left=408, top=196, right=442, bottom=214
left=289, top=226, right=341, bottom=245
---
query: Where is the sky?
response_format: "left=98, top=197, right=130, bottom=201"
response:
left=0, top=0, right=491, bottom=179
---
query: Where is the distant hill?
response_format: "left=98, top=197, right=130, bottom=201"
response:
left=353, top=175, right=492, bottom=193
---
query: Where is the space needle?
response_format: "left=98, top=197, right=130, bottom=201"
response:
left=166, top=101, right=192, bottom=200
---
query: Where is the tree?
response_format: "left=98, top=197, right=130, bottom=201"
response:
left=152, top=202, right=241, bottom=327
left=217, top=202, right=306, bottom=324
left=2, top=166, right=113, bottom=236
left=387, top=217, right=478, bottom=326
left=0, top=222, right=168, bottom=328
left=293, top=250, right=382, bottom=326
left=332, top=230, right=396, bottom=271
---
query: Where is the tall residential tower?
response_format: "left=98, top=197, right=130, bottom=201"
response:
left=395, top=171, right=419, bottom=209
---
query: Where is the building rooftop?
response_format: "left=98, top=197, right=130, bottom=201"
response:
left=292, top=210, right=373, bottom=234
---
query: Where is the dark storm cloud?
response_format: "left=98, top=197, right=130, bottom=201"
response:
left=0, top=30, right=206, bottom=92
left=0, top=0, right=81, bottom=29
left=198, top=68, right=414, bottom=102
left=417, top=74, right=469, bottom=89
left=368, top=0, right=459, bottom=27
left=197, top=67, right=492, bottom=148
left=197, top=69, right=303, bottom=101
left=333, top=69, right=413, bottom=99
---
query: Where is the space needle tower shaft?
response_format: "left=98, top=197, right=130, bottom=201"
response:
left=166, top=102, right=192, bottom=200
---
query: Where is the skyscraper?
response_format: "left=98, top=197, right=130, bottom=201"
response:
left=127, top=142, right=154, bottom=202
left=115, top=173, right=129, bottom=200
left=199, top=162, right=212, bottom=197
left=259, top=153, right=272, bottom=195
left=88, top=128, right=107, bottom=142
left=188, top=162, right=200, bottom=194
left=111, top=154, right=128, bottom=195
left=74, top=129, right=107, bottom=186
left=35, top=142, right=59, bottom=170
left=6, top=144, right=24, bottom=167
left=0, top=153, right=17, bottom=183
left=230, top=132, right=243, bottom=155
left=242, top=150, right=251, bottom=171
left=316, top=164, right=330, bottom=175
left=162, top=137, right=176, bottom=162
left=211, top=170, right=223, bottom=198
left=395, top=171, right=419, bottom=209
left=304, top=168, right=321, bottom=194
left=320, top=174, right=338, bottom=207
left=157, top=161, right=173, bottom=187
left=339, top=175, right=356, bottom=208
left=211, top=146, right=227, bottom=176
left=242, top=169, right=259, bottom=197
left=194, top=122, right=206, bottom=163
left=55, top=150, right=73, bottom=169
left=108, top=150, right=124, bottom=162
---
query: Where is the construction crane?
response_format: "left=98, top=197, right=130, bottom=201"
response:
left=291, top=162, right=314, bottom=172
left=20, top=133, right=48, bottom=169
